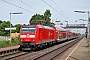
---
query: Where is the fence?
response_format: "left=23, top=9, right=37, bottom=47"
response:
left=0, top=36, right=10, bottom=41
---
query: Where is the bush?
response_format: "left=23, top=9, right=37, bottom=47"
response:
left=0, top=40, right=10, bottom=48
left=10, top=36, right=19, bottom=46
left=0, top=36, right=19, bottom=48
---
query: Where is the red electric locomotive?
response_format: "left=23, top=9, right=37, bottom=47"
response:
left=19, top=24, right=78, bottom=50
left=19, top=24, right=58, bottom=50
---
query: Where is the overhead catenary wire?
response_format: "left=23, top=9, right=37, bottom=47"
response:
left=19, top=0, right=41, bottom=13
left=1, top=0, right=34, bottom=13
left=51, top=0, right=70, bottom=20
left=42, top=0, right=69, bottom=20
left=51, top=0, right=65, bottom=14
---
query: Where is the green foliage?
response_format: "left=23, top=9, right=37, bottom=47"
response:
left=29, top=9, right=54, bottom=26
left=89, top=17, right=90, bottom=22
left=29, top=14, right=44, bottom=24
left=0, top=36, right=19, bottom=48
left=0, top=40, right=9, bottom=48
left=12, top=24, right=21, bottom=33
left=43, top=9, right=51, bottom=25
left=0, top=21, right=11, bottom=36
left=0, top=20, right=2, bottom=24
left=10, top=36, right=19, bottom=46
left=0, top=20, right=21, bottom=36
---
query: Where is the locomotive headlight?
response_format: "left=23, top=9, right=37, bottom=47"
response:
left=30, top=35, right=35, bottom=38
left=20, top=39, right=23, bottom=42
left=36, top=43, right=39, bottom=44
left=33, top=39, right=34, bottom=41
left=20, top=35, right=26, bottom=38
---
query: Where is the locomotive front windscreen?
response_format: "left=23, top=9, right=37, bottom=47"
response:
left=21, top=25, right=36, bottom=32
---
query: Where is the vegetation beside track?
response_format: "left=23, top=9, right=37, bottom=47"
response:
left=89, top=42, right=90, bottom=58
left=0, top=36, right=19, bottom=48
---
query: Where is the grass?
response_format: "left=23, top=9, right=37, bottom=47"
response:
left=0, top=36, right=19, bottom=48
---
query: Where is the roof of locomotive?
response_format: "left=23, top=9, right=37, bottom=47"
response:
left=40, top=25, right=54, bottom=30
left=21, top=24, right=71, bottom=32
left=22, top=24, right=54, bottom=30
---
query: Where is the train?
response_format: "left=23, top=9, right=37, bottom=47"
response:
left=19, top=24, right=78, bottom=50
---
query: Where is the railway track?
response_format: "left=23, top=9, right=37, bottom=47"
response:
left=0, top=37, right=83, bottom=60
left=1, top=51, right=29, bottom=60
left=24, top=37, right=83, bottom=60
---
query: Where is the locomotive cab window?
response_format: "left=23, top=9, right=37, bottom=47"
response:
left=21, top=25, right=36, bottom=32
left=29, top=28, right=36, bottom=32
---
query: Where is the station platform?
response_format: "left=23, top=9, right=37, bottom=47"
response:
left=59, top=37, right=90, bottom=60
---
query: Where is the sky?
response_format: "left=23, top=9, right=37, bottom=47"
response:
left=0, top=0, right=90, bottom=34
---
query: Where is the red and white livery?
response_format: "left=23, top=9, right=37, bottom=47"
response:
left=19, top=24, right=78, bottom=50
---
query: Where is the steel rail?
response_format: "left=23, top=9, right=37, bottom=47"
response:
left=0, top=37, right=82, bottom=60
left=25, top=37, right=83, bottom=60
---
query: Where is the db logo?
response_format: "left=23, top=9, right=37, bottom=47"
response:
left=26, top=34, right=30, bottom=37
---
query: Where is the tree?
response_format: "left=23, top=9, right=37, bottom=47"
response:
left=0, top=20, right=2, bottom=24
left=0, top=20, right=22, bottom=36
left=12, top=24, right=21, bottom=33
left=43, top=9, right=51, bottom=25
left=0, top=21, right=11, bottom=36
left=29, top=9, right=54, bottom=26
left=29, top=13, right=44, bottom=25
